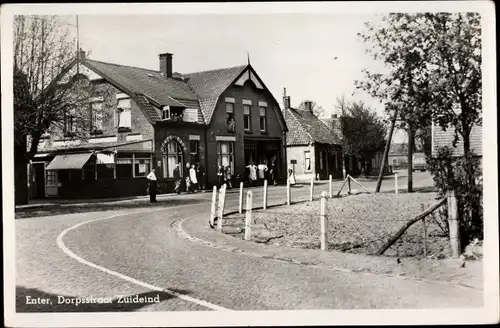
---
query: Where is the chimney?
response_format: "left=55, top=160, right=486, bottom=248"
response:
left=159, top=53, right=173, bottom=78
left=305, top=101, right=313, bottom=113
left=285, top=96, right=291, bottom=109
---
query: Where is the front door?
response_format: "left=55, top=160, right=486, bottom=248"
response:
left=33, top=163, right=46, bottom=199
left=45, top=169, right=59, bottom=197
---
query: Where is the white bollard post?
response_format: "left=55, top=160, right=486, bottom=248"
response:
left=448, top=190, right=460, bottom=258
left=394, top=173, right=399, bottom=194
left=320, top=191, right=328, bottom=251
left=217, top=185, right=226, bottom=232
left=263, top=179, right=268, bottom=210
left=209, top=185, right=217, bottom=227
left=287, top=177, right=291, bottom=205
left=245, top=191, right=253, bottom=240
left=239, top=182, right=244, bottom=214
left=329, top=174, right=333, bottom=199
left=310, top=175, right=314, bottom=202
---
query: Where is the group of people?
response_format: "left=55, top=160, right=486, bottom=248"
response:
left=173, top=162, right=205, bottom=194
left=146, top=159, right=283, bottom=203
left=245, top=160, right=277, bottom=186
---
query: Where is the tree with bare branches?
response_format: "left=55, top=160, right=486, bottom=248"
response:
left=13, top=15, right=110, bottom=204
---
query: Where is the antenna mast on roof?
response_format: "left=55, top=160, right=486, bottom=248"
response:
left=76, top=15, right=80, bottom=74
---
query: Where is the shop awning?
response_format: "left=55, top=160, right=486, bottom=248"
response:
left=45, top=153, right=93, bottom=170
left=96, top=153, right=114, bottom=164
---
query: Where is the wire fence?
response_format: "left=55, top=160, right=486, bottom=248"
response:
left=219, top=182, right=449, bottom=258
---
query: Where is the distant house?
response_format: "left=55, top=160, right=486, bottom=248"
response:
left=431, top=121, right=482, bottom=159
left=28, top=51, right=287, bottom=199
left=284, top=97, right=343, bottom=181
left=321, top=114, right=389, bottom=177
left=388, top=142, right=409, bottom=170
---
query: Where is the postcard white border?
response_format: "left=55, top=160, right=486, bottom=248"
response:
left=2, top=1, right=498, bottom=327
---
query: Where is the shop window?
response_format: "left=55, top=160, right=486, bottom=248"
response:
left=226, top=103, right=235, bottom=133
left=243, top=105, right=251, bottom=131
left=116, top=157, right=133, bottom=179
left=217, top=141, right=234, bottom=174
left=259, top=106, right=267, bottom=131
left=304, top=151, right=311, bottom=171
left=163, top=141, right=184, bottom=178
left=134, top=153, right=151, bottom=177
left=190, top=140, right=199, bottom=164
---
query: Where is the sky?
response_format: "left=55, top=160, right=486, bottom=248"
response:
left=59, top=13, right=408, bottom=142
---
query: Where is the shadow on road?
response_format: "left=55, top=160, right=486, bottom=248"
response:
left=15, top=198, right=207, bottom=219
left=16, top=286, right=192, bottom=312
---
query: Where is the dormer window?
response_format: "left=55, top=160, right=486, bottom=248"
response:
left=116, top=93, right=131, bottom=132
left=162, top=106, right=171, bottom=120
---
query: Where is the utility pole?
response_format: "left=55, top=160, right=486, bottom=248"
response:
left=375, top=109, right=398, bottom=193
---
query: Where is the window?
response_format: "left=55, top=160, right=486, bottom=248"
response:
left=226, top=103, right=235, bottom=132
left=45, top=170, right=57, bottom=185
left=117, top=98, right=131, bottom=131
left=304, top=151, right=311, bottom=171
left=217, top=141, right=234, bottom=174
left=116, top=157, right=133, bottom=179
left=162, top=106, right=170, bottom=120
left=259, top=106, right=267, bottom=131
left=243, top=105, right=251, bottom=131
left=64, top=112, right=77, bottom=136
left=190, top=141, right=199, bottom=164
left=163, top=141, right=184, bottom=178
left=91, top=101, right=103, bottom=133
left=134, top=153, right=151, bottom=177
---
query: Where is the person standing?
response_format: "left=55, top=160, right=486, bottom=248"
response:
left=190, top=164, right=198, bottom=192
left=173, top=164, right=181, bottom=194
left=224, top=166, right=232, bottom=189
left=246, top=161, right=257, bottom=186
left=288, top=164, right=296, bottom=186
left=185, top=162, right=192, bottom=193
left=257, top=161, right=268, bottom=185
left=269, top=163, right=277, bottom=186
left=196, top=162, right=205, bottom=192
left=147, top=169, right=157, bottom=202
left=217, top=165, right=224, bottom=189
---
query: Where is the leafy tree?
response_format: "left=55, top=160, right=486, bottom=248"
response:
left=356, top=13, right=481, bottom=193
left=338, top=101, right=387, bottom=176
left=298, top=100, right=325, bottom=118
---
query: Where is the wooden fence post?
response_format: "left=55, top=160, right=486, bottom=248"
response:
left=310, top=175, right=314, bottom=202
left=347, top=175, right=351, bottom=194
left=394, top=173, right=399, bottom=194
left=320, top=191, right=328, bottom=251
left=217, top=184, right=226, bottom=232
left=447, top=190, right=461, bottom=258
left=421, top=203, right=427, bottom=257
left=287, top=177, right=291, bottom=205
left=209, top=185, right=217, bottom=227
left=239, top=182, right=244, bottom=214
left=263, top=179, right=268, bottom=210
left=329, top=174, right=333, bottom=199
left=244, top=191, right=253, bottom=240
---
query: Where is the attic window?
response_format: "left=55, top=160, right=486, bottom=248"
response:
left=162, top=106, right=170, bottom=120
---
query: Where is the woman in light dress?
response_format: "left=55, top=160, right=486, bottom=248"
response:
left=288, top=164, right=296, bottom=186
left=246, top=161, right=257, bottom=186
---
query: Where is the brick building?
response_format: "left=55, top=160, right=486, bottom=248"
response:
left=28, top=52, right=287, bottom=199
left=283, top=97, right=343, bottom=182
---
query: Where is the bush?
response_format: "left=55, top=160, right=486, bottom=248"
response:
left=427, top=147, right=483, bottom=246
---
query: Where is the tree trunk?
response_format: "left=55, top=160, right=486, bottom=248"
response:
left=407, top=124, right=414, bottom=193
left=14, top=135, right=29, bottom=205
left=376, top=110, right=398, bottom=192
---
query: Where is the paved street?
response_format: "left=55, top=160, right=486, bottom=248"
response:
left=15, top=173, right=483, bottom=311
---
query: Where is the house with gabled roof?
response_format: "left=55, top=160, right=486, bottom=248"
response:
left=29, top=51, right=287, bottom=199
left=283, top=96, right=343, bottom=181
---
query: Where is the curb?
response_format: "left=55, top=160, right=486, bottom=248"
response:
left=176, top=213, right=482, bottom=291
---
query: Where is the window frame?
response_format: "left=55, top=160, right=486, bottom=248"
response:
left=304, top=150, right=312, bottom=172
left=243, top=104, right=251, bottom=131
left=162, top=140, right=184, bottom=179
left=162, top=106, right=171, bottom=120
left=217, top=141, right=235, bottom=174
left=91, top=100, right=104, bottom=134
left=226, top=102, right=235, bottom=133
left=259, top=106, right=267, bottom=132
